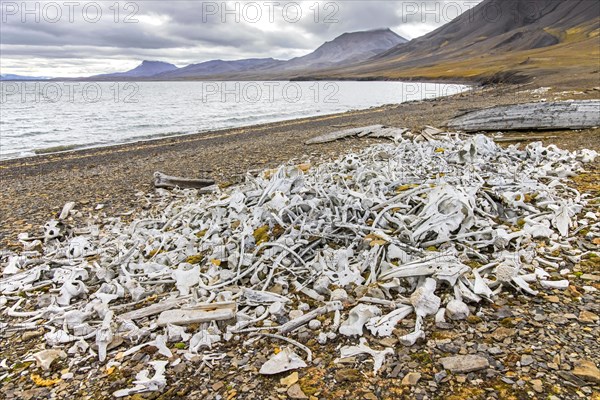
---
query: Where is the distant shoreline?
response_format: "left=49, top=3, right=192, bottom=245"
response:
left=1, top=77, right=479, bottom=86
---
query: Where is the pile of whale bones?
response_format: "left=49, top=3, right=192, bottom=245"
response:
left=1, top=127, right=598, bottom=397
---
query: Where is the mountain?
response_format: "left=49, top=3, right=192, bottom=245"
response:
left=281, top=28, right=407, bottom=71
left=81, top=28, right=407, bottom=80
left=0, top=74, right=50, bottom=81
left=305, top=0, right=600, bottom=85
left=91, top=60, right=178, bottom=79
left=155, top=58, right=283, bottom=79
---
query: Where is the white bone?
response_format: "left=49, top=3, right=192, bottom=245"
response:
left=339, top=304, right=381, bottom=337
left=366, top=305, right=413, bottom=337
left=338, top=338, right=393, bottom=374
left=259, top=347, right=307, bottom=375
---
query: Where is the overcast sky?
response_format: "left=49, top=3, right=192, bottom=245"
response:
left=0, top=1, right=483, bottom=77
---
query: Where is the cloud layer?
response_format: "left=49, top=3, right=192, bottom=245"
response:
left=0, top=1, right=483, bottom=77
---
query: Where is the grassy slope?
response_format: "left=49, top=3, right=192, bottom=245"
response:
left=313, top=20, right=600, bottom=88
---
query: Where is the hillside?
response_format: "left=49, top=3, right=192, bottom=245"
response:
left=155, top=58, right=283, bottom=79
left=307, top=0, right=600, bottom=86
left=280, top=28, right=407, bottom=71
left=81, top=29, right=407, bottom=80
left=91, top=60, right=178, bottom=79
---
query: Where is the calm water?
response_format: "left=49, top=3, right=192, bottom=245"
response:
left=0, top=81, right=468, bottom=159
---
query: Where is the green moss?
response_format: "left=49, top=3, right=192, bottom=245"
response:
left=185, top=254, right=204, bottom=264
left=174, top=342, right=186, bottom=349
left=410, top=351, right=432, bottom=364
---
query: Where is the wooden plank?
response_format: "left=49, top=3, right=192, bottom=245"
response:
left=154, top=172, right=215, bottom=190
left=447, top=100, right=600, bottom=132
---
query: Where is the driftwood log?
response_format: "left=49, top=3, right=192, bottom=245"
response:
left=447, top=100, right=600, bottom=132
left=154, top=172, right=215, bottom=190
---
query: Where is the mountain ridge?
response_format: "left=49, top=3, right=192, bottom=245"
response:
left=80, top=28, right=407, bottom=81
left=305, top=0, right=600, bottom=85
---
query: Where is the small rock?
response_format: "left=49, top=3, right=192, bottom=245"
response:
left=434, top=370, right=448, bottom=383
left=335, top=368, right=361, bottom=382
left=212, top=382, right=224, bottom=391
left=495, top=307, right=514, bottom=319
left=22, top=328, right=45, bottom=341
left=580, top=273, right=600, bottom=281
left=317, top=332, right=327, bottom=344
left=308, top=319, right=321, bottom=330
left=402, top=372, right=421, bottom=386
left=520, top=354, right=534, bottom=367
left=579, top=310, right=599, bottom=323
left=439, top=355, right=489, bottom=373
left=547, top=295, right=560, bottom=303
left=573, top=359, right=600, bottom=383
left=289, top=310, right=304, bottom=319
left=287, top=383, right=308, bottom=399
left=531, top=379, right=543, bottom=393
left=280, top=371, right=299, bottom=387
left=490, top=327, right=515, bottom=341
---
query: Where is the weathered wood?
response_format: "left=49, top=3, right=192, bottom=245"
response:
left=154, top=172, right=215, bottom=190
left=447, top=100, right=600, bottom=132
left=306, top=125, right=385, bottom=145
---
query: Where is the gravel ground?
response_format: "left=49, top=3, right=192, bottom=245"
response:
left=1, top=83, right=599, bottom=399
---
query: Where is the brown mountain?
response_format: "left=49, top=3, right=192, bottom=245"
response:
left=306, top=0, right=600, bottom=86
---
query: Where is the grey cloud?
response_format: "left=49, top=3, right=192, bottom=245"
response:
left=0, top=0, right=483, bottom=76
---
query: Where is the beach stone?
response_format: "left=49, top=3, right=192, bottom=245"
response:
left=280, top=372, right=299, bottom=387
left=308, top=319, right=321, bottom=330
left=287, top=383, right=308, bottom=399
left=21, top=328, right=45, bottom=341
left=490, top=327, right=515, bottom=341
left=402, top=372, right=421, bottom=386
left=547, top=295, right=560, bottom=303
left=434, top=370, right=448, bottom=383
left=439, top=355, right=489, bottom=373
left=335, top=368, right=361, bottom=382
left=579, top=310, right=599, bottom=323
left=580, top=273, right=600, bottom=281
left=573, top=360, right=600, bottom=383
left=521, top=354, right=534, bottom=367
left=531, top=379, right=543, bottom=393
